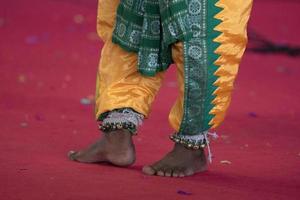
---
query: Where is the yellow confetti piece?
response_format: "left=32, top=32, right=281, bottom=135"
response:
left=18, top=74, right=26, bottom=83
left=87, top=32, right=99, bottom=41
left=220, top=160, right=232, bottom=165
left=73, top=14, right=84, bottom=24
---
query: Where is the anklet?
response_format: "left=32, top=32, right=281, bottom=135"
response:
left=170, top=134, right=208, bottom=149
left=170, top=131, right=218, bottom=163
left=98, top=108, right=144, bottom=135
left=99, top=121, right=138, bottom=134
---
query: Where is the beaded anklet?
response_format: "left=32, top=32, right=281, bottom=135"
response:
left=99, top=121, right=137, bottom=135
left=170, top=134, right=207, bottom=150
left=98, top=108, right=144, bottom=135
left=170, top=131, right=219, bottom=163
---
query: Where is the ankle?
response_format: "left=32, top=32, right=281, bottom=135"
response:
left=103, top=129, right=133, bottom=145
left=174, top=143, right=204, bottom=157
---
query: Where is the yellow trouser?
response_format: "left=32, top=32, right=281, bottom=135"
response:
left=95, top=0, right=253, bottom=132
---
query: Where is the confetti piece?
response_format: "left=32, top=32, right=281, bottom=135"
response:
left=220, top=160, right=232, bottom=165
left=18, top=74, right=27, bottom=83
left=20, top=122, right=28, bottom=127
left=248, top=112, right=258, bottom=118
left=87, top=32, right=99, bottom=41
left=73, top=14, right=84, bottom=24
left=177, top=190, right=192, bottom=196
left=80, top=98, right=92, bottom=105
left=25, top=35, right=39, bottom=45
left=65, top=74, right=72, bottom=82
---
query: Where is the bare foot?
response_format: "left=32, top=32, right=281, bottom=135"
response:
left=142, top=143, right=207, bottom=177
left=68, top=129, right=135, bottom=167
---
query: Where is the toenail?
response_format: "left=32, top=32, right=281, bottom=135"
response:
left=157, top=171, right=164, bottom=176
left=184, top=169, right=194, bottom=176
left=142, top=166, right=155, bottom=175
left=68, top=151, right=77, bottom=160
left=172, top=172, right=179, bottom=177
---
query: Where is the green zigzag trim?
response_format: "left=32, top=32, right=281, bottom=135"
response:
left=202, top=0, right=223, bottom=130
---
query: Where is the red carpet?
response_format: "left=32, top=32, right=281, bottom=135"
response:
left=0, top=0, right=299, bottom=199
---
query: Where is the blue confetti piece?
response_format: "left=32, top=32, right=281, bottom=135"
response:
left=177, top=190, right=192, bottom=195
left=25, top=35, right=39, bottom=45
left=80, top=98, right=91, bottom=105
left=248, top=112, right=258, bottom=118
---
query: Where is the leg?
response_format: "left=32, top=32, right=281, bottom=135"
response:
left=143, top=42, right=208, bottom=176
left=68, top=0, right=164, bottom=166
left=143, top=0, right=253, bottom=177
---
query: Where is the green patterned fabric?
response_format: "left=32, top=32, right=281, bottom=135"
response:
left=112, top=0, right=192, bottom=76
left=178, top=0, right=222, bottom=135
left=112, top=0, right=222, bottom=135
